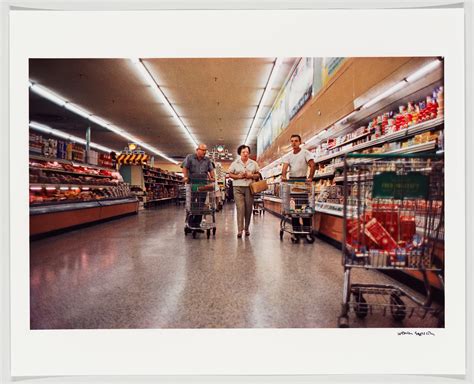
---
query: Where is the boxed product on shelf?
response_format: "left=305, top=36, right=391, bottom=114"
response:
left=310, top=86, right=443, bottom=161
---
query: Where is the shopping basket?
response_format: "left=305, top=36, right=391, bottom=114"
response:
left=279, top=180, right=315, bottom=243
left=337, top=153, right=444, bottom=327
left=184, top=181, right=217, bottom=239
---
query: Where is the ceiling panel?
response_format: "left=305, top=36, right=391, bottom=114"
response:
left=29, top=57, right=299, bottom=162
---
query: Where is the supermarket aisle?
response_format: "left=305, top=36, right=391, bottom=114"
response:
left=30, top=203, right=439, bottom=329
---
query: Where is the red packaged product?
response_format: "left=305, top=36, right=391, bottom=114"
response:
left=373, top=209, right=399, bottom=240
left=346, top=218, right=377, bottom=251
left=400, top=215, right=416, bottom=243
left=364, top=217, right=399, bottom=252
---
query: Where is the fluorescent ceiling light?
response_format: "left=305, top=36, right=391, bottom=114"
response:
left=30, top=83, right=67, bottom=107
left=361, top=80, right=407, bottom=110
left=88, top=115, right=110, bottom=127
left=361, top=59, right=441, bottom=110
left=29, top=80, right=180, bottom=164
left=245, top=57, right=283, bottom=146
left=406, top=59, right=442, bottom=83
left=131, top=58, right=198, bottom=148
left=65, top=102, right=92, bottom=119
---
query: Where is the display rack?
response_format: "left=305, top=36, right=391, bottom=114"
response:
left=29, top=156, right=138, bottom=236
left=142, top=165, right=183, bottom=207
left=262, top=85, right=444, bottom=248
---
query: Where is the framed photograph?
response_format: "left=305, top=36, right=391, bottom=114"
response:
left=2, top=1, right=472, bottom=382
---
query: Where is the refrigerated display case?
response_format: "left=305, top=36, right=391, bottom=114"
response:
left=29, top=155, right=138, bottom=236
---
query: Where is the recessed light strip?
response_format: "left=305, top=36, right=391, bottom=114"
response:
left=29, top=80, right=179, bottom=164
left=131, top=59, right=199, bottom=148
left=245, top=57, right=283, bottom=146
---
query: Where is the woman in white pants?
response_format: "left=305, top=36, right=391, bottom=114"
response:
left=228, top=145, right=260, bottom=238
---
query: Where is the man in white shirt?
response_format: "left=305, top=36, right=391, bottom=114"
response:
left=282, top=134, right=316, bottom=182
left=281, top=134, right=316, bottom=238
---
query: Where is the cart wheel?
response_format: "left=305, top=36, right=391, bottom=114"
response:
left=192, top=231, right=197, bottom=239
left=337, top=316, right=349, bottom=328
left=207, top=229, right=211, bottom=239
left=279, top=230, right=284, bottom=241
left=354, top=294, right=369, bottom=318
left=291, top=235, right=299, bottom=243
left=305, top=234, right=315, bottom=244
left=212, top=227, right=216, bottom=235
left=184, top=227, right=189, bottom=235
left=390, top=294, right=406, bottom=321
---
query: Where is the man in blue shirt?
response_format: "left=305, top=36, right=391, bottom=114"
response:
left=182, top=144, right=215, bottom=228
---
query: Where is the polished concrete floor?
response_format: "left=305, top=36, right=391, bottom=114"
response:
left=30, top=202, right=441, bottom=329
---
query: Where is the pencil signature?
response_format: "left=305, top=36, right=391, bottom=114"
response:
left=397, top=331, right=436, bottom=336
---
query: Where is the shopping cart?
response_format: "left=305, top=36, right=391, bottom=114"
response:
left=184, top=182, right=217, bottom=239
left=337, top=153, right=444, bottom=328
left=252, top=192, right=265, bottom=215
left=279, top=181, right=315, bottom=243
left=176, top=185, right=186, bottom=206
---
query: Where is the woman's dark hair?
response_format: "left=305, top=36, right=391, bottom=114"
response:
left=237, top=145, right=251, bottom=155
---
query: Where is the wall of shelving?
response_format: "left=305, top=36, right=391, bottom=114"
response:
left=257, top=57, right=439, bottom=166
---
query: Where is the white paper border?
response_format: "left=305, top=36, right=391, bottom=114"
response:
left=6, top=6, right=468, bottom=379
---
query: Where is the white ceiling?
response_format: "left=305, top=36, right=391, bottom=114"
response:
left=29, top=58, right=298, bottom=162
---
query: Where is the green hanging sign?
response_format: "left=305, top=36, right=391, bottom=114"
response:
left=372, top=172, right=429, bottom=199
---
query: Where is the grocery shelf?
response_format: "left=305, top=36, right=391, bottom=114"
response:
left=30, top=183, right=117, bottom=189
left=314, top=207, right=344, bottom=217
left=334, top=173, right=371, bottom=182
left=30, top=197, right=138, bottom=215
left=332, top=140, right=437, bottom=168
left=30, top=154, right=115, bottom=172
left=314, top=171, right=335, bottom=179
left=330, top=131, right=371, bottom=150
left=314, top=117, right=443, bottom=164
left=144, top=174, right=182, bottom=181
left=30, top=166, right=113, bottom=178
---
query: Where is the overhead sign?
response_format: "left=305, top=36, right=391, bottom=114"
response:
left=117, top=153, right=149, bottom=165
left=287, top=57, right=314, bottom=120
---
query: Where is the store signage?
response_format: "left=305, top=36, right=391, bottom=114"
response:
left=117, top=153, right=149, bottom=165
left=372, top=172, right=429, bottom=199
left=288, top=57, right=314, bottom=120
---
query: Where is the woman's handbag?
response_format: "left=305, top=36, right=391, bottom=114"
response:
left=249, top=179, right=268, bottom=194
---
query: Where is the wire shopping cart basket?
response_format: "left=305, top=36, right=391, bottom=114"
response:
left=279, top=181, right=316, bottom=243
left=176, top=185, right=186, bottom=206
left=252, top=192, right=265, bottom=215
left=337, top=153, right=444, bottom=328
left=184, top=182, right=217, bottom=239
